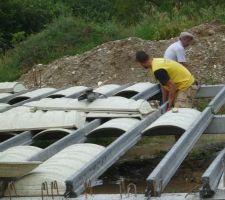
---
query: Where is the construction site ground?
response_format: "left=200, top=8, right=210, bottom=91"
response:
left=14, top=21, right=225, bottom=198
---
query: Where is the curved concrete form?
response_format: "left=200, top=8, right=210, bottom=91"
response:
left=143, top=108, right=201, bottom=135
left=0, top=93, right=12, bottom=100
left=0, top=107, right=86, bottom=132
left=8, top=88, right=55, bottom=105
left=89, top=118, right=140, bottom=137
left=0, top=82, right=26, bottom=93
left=115, top=82, right=156, bottom=98
left=9, top=143, right=105, bottom=196
left=0, top=146, right=42, bottom=162
left=47, top=86, right=88, bottom=98
left=93, top=84, right=120, bottom=95
left=33, top=128, right=75, bottom=140
left=0, top=103, right=10, bottom=110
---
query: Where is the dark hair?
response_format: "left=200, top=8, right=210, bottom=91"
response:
left=135, top=51, right=149, bottom=62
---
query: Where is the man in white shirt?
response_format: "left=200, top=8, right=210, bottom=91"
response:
left=164, top=32, right=194, bottom=68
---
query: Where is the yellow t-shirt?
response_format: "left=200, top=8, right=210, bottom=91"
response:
left=151, top=58, right=195, bottom=91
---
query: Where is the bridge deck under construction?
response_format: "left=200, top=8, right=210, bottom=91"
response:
left=0, top=82, right=224, bottom=199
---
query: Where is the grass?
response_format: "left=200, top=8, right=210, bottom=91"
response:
left=133, top=4, right=225, bottom=40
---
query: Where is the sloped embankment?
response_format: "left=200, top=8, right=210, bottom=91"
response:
left=20, top=21, right=225, bottom=88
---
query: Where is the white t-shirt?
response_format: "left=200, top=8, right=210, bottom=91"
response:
left=164, top=40, right=186, bottom=63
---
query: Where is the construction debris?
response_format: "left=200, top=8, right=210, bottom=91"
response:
left=20, top=21, right=225, bottom=88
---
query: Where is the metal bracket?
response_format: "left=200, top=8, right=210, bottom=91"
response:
left=6, top=181, right=17, bottom=200
left=50, top=180, right=59, bottom=199
left=41, top=181, right=49, bottom=200
left=127, top=183, right=137, bottom=198
left=84, top=179, right=93, bottom=200
left=118, top=178, right=126, bottom=199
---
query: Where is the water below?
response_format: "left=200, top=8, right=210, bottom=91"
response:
left=93, top=169, right=202, bottom=194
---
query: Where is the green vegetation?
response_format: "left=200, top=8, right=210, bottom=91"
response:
left=0, top=17, right=125, bottom=81
left=1, top=0, right=225, bottom=81
left=0, top=0, right=70, bottom=51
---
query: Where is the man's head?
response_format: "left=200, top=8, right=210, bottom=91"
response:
left=179, top=32, right=194, bottom=48
left=135, top=51, right=152, bottom=69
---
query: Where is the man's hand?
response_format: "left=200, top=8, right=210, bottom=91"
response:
left=165, top=80, right=177, bottom=111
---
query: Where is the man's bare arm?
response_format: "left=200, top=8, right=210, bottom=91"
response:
left=165, top=80, right=177, bottom=111
left=161, top=86, right=169, bottom=104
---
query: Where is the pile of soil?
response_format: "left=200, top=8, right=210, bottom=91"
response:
left=20, top=20, right=225, bottom=88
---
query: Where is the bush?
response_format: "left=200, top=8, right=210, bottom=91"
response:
left=134, top=4, right=225, bottom=40
left=11, top=32, right=26, bottom=45
left=113, top=0, right=148, bottom=25
left=63, top=0, right=114, bottom=22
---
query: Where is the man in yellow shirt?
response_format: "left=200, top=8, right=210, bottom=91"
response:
left=135, top=51, right=198, bottom=111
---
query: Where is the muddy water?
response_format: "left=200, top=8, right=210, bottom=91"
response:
left=93, top=165, right=202, bottom=194
left=91, top=135, right=225, bottom=194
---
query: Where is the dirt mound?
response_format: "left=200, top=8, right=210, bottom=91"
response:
left=20, top=21, right=225, bottom=88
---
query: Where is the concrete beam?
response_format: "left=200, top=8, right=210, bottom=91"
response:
left=200, top=148, right=225, bottom=198
left=65, top=110, right=162, bottom=197
left=29, top=119, right=102, bottom=162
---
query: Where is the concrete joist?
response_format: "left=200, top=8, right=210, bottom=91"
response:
left=200, top=148, right=225, bottom=198
left=29, top=119, right=102, bottom=162
left=0, top=131, right=33, bottom=151
left=65, top=110, right=161, bottom=197
left=146, top=107, right=213, bottom=196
